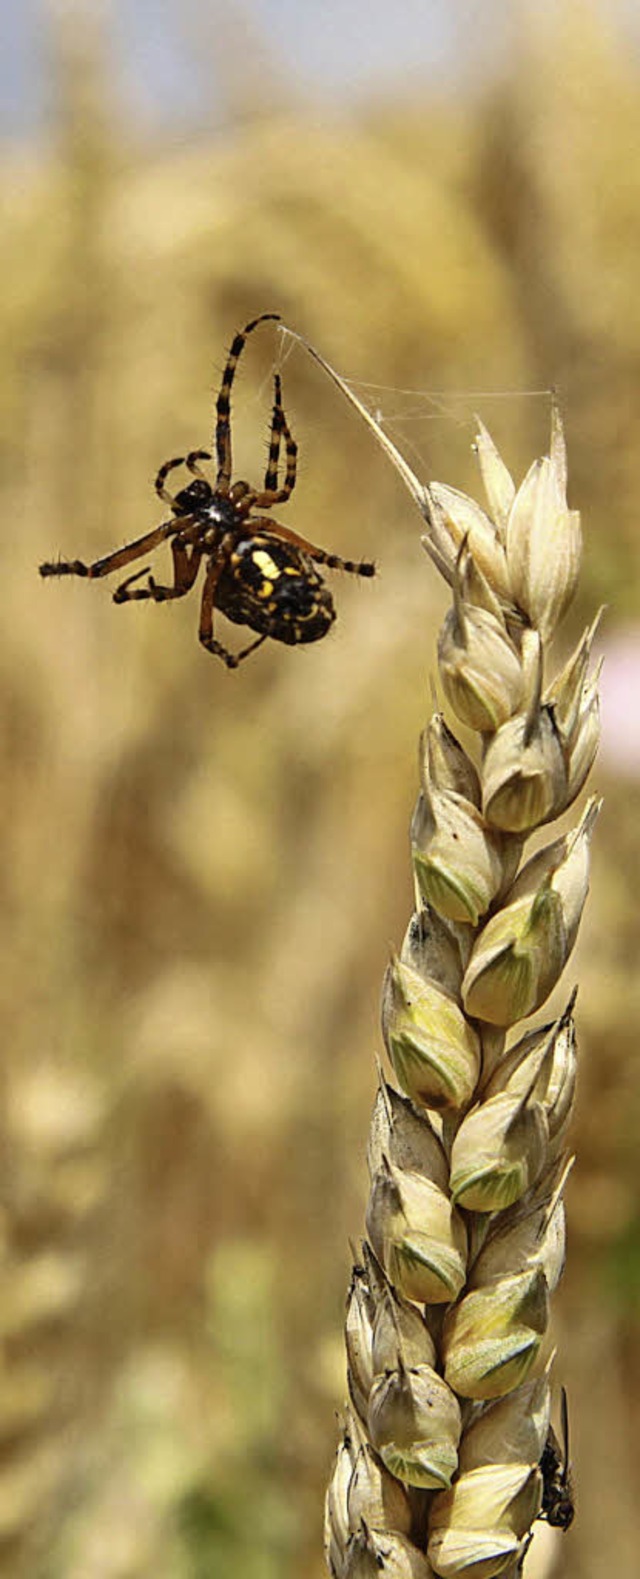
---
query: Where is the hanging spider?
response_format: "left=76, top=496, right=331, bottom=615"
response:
left=39, top=313, right=376, bottom=668
left=538, top=1386, right=575, bottom=1532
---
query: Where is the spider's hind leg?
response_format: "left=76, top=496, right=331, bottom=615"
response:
left=40, top=558, right=90, bottom=578
left=197, top=552, right=244, bottom=668
left=246, top=517, right=376, bottom=579
left=40, top=519, right=177, bottom=583
left=315, top=550, right=376, bottom=579
left=233, top=633, right=268, bottom=666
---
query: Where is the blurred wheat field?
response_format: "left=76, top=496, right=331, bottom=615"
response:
left=2, top=3, right=640, bottom=1575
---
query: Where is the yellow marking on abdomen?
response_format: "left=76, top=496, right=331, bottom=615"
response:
left=252, top=548, right=280, bottom=580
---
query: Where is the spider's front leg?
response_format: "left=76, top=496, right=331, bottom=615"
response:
left=113, top=541, right=202, bottom=604
left=256, top=372, right=298, bottom=506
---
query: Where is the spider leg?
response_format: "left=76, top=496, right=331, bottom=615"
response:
left=230, top=378, right=297, bottom=517
left=264, top=374, right=284, bottom=491
left=198, top=551, right=243, bottom=668
left=155, top=456, right=187, bottom=506
left=156, top=446, right=214, bottom=503
left=113, top=541, right=202, bottom=603
left=39, top=519, right=177, bottom=582
left=233, top=633, right=268, bottom=665
left=560, top=1388, right=571, bottom=1484
left=112, top=565, right=155, bottom=601
left=244, top=516, right=377, bottom=579
left=185, top=449, right=212, bottom=479
left=215, top=313, right=281, bottom=494
left=312, top=549, right=376, bottom=579
left=251, top=372, right=298, bottom=508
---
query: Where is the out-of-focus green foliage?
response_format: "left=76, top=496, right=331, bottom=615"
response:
left=1, top=3, right=639, bottom=1576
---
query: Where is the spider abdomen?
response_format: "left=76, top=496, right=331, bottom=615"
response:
left=216, top=536, right=335, bottom=646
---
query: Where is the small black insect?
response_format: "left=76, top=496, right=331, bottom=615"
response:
left=538, top=1387, right=575, bottom=1531
left=40, top=313, right=375, bottom=668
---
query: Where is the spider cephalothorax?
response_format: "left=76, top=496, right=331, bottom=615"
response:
left=40, top=313, right=375, bottom=668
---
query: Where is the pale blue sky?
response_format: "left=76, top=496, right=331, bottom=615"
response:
left=2, top=0, right=639, bottom=138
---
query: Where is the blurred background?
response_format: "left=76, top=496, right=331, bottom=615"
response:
left=1, top=0, right=639, bottom=1573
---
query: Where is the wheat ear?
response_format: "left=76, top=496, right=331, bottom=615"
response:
left=291, top=342, right=599, bottom=1579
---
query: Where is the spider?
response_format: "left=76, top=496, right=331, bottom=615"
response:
left=39, top=313, right=376, bottom=668
left=538, top=1387, right=575, bottom=1532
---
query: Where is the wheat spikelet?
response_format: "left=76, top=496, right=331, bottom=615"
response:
left=300, top=347, right=599, bottom=1579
